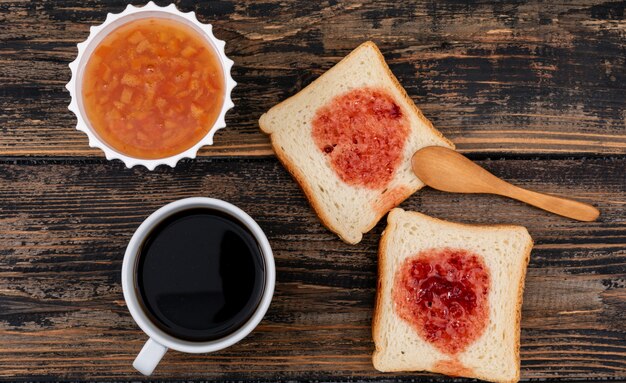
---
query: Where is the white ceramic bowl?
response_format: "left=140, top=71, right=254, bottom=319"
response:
left=66, top=2, right=236, bottom=170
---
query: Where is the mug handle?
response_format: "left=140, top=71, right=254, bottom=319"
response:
left=133, top=338, right=168, bottom=376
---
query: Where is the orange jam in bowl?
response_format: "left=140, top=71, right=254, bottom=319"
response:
left=81, top=17, right=226, bottom=160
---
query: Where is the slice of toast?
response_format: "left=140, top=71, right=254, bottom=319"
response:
left=259, top=42, right=454, bottom=244
left=373, top=209, right=533, bottom=383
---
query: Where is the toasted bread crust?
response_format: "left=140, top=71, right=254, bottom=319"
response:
left=268, top=135, right=355, bottom=242
left=372, top=209, right=533, bottom=383
left=371, top=210, right=396, bottom=367
left=259, top=41, right=454, bottom=244
left=396, top=209, right=534, bottom=234
left=366, top=41, right=454, bottom=151
left=510, top=235, right=533, bottom=383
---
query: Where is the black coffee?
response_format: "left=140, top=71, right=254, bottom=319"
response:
left=135, top=208, right=265, bottom=342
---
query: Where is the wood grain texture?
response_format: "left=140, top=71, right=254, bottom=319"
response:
left=0, top=0, right=625, bottom=381
left=0, top=0, right=625, bottom=157
left=0, top=157, right=623, bottom=380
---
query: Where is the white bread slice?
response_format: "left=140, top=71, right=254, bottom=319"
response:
left=373, top=209, right=533, bottom=383
left=259, top=41, right=454, bottom=244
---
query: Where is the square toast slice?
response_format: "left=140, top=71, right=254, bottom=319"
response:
left=259, top=42, right=454, bottom=244
left=373, top=209, right=533, bottom=383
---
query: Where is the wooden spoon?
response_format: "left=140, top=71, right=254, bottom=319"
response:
left=411, top=146, right=600, bottom=222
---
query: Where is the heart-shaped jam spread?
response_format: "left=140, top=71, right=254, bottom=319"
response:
left=393, top=248, right=491, bottom=354
left=311, top=87, right=410, bottom=189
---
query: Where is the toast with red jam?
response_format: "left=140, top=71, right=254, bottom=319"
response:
left=373, top=209, right=533, bottom=383
left=259, top=42, right=453, bottom=244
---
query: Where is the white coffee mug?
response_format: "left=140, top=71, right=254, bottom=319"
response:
left=121, top=197, right=275, bottom=375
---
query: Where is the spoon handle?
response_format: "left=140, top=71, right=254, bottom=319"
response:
left=496, top=183, right=600, bottom=222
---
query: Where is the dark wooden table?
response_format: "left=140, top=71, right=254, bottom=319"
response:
left=1, top=0, right=625, bottom=381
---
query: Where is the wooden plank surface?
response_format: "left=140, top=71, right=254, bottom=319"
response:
left=0, top=157, right=624, bottom=380
left=1, top=0, right=625, bottom=157
left=1, top=0, right=625, bottom=381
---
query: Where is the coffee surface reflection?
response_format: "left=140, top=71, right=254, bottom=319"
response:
left=136, top=208, right=265, bottom=342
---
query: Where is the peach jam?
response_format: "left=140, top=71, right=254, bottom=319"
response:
left=393, top=248, right=491, bottom=354
left=311, top=87, right=410, bottom=189
left=82, top=18, right=225, bottom=159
